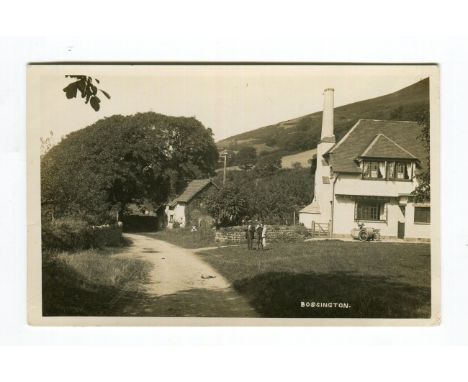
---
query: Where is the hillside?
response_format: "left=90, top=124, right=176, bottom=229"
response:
left=280, top=148, right=317, bottom=169
left=217, top=78, right=429, bottom=163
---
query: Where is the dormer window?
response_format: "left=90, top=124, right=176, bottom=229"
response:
left=362, top=161, right=385, bottom=179
left=360, top=134, right=418, bottom=181
left=362, top=160, right=414, bottom=181
left=388, top=161, right=412, bottom=180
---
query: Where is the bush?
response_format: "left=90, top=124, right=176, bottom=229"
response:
left=268, top=225, right=311, bottom=243
left=42, top=217, right=124, bottom=252
left=292, top=224, right=312, bottom=238
left=217, top=225, right=246, bottom=234
left=270, top=231, right=305, bottom=243
left=206, top=185, right=249, bottom=227
left=212, top=168, right=314, bottom=225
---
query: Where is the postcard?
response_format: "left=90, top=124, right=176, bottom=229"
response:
left=27, top=64, right=440, bottom=325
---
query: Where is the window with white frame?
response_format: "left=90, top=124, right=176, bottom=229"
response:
left=393, top=161, right=411, bottom=180
left=362, top=161, right=385, bottom=179
left=362, top=160, right=413, bottom=181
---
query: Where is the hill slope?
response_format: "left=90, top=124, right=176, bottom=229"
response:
left=217, top=78, right=429, bottom=158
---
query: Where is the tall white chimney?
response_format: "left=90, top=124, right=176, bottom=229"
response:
left=321, top=88, right=335, bottom=141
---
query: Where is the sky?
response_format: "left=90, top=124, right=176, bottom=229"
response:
left=34, top=65, right=430, bottom=144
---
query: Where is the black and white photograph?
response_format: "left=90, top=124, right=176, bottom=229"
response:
left=27, top=64, right=439, bottom=325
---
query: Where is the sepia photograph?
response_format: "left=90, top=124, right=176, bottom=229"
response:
left=27, top=64, right=439, bottom=325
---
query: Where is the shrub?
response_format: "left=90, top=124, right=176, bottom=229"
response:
left=270, top=231, right=305, bottom=243
left=206, top=185, right=249, bottom=227
left=217, top=225, right=246, bottom=234
left=212, top=168, right=314, bottom=225
left=292, top=224, right=312, bottom=238
left=42, top=217, right=124, bottom=252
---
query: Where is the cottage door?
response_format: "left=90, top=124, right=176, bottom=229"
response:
left=398, top=221, right=405, bottom=239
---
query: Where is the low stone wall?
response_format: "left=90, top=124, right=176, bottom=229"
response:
left=215, top=225, right=311, bottom=245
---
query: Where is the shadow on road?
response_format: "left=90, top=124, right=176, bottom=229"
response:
left=43, top=258, right=257, bottom=317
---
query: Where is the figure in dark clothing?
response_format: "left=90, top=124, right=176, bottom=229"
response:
left=256, top=223, right=263, bottom=250
left=250, top=224, right=256, bottom=249
left=246, top=222, right=254, bottom=250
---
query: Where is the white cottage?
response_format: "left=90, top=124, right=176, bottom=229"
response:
left=299, top=88, right=430, bottom=241
left=165, top=179, right=219, bottom=229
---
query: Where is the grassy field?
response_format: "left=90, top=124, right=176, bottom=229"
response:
left=281, top=148, right=317, bottom=168
left=197, top=240, right=431, bottom=318
left=42, top=248, right=153, bottom=316
left=149, top=228, right=217, bottom=249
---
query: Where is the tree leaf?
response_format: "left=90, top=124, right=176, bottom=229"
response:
left=76, top=80, right=86, bottom=98
left=63, top=75, right=110, bottom=112
left=100, top=89, right=111, bottom=99
left=62, top=82, right=80, bottom=99
left=88, top=83, right=98, bottom=96
left=65, top=75, right=86, bottom=80
left=90, top=96, right=101, bottom=111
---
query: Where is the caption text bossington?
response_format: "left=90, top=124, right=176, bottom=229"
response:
left=301, top=301, right=351, bottom=309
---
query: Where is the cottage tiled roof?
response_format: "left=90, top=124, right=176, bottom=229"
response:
left=325, top=119, right=427, bottom=173
left=360, top=133, right=417, bottom=159
left=169, top=179, right=218, bottom=206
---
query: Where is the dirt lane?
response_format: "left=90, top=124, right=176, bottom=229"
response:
left=115, top=233, right=257, bottom=317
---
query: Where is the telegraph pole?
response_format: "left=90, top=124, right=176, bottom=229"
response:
left=220, top=149, right=228, bottom=186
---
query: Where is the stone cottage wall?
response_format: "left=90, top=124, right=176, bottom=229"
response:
left=185, top=185, right=217, bottom=227
left=215, top=225, right=311, bottom=244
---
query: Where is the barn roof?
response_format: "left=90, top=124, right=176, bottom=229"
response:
left=324, top=119, right=427, bottom=173
left=169, top=179, right=218, bottom=206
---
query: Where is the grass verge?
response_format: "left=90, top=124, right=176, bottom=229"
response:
left=42, top=247, right=152, bottom=316
left=197, top=240, right=431, bottom=318
left=149, top=228, right=216, bottom=249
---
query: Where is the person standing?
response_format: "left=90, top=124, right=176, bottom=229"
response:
left=262, top=224, right=267, bottom=249
left=246, top=221, right=254, bottom=250
left=256, top=222, right=263, bottom=250
left=249, top=222, right=256, bottom=250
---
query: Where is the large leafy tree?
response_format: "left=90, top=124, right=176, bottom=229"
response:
left=206, top=185, right=249, bottom=227
left=254, top=152, right=282, bottom=176
left=208, top=168, right=314, bottom=226
left=41, top=112, right=219, bottom=223
left=237, top=146, right=257, bottom=170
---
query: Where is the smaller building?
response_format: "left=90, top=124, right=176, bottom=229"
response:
left=165, top=179, right=219, bottom=229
